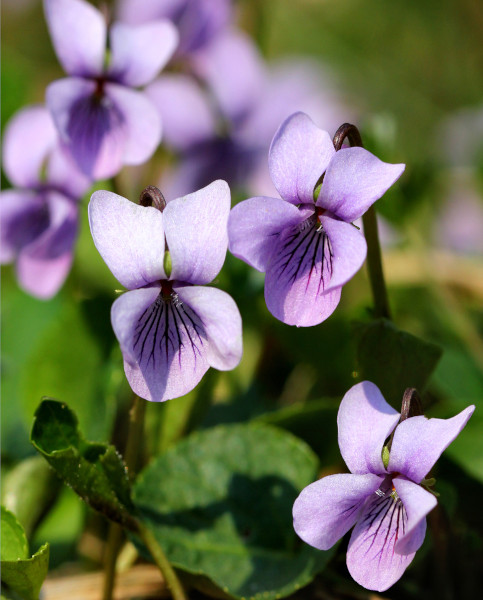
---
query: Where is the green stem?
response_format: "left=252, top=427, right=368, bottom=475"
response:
left=102, top=395, right=147, bottom=600
left=332, top=123, right=391, bottom=320
left=136, top=520, right=188, bottom=600
left=362, top=207, right=392, bottom=320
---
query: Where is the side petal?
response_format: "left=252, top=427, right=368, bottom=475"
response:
left=46, top=78, right=127, bottom=179
left=264, top=218, right=341, bottom=326
left=44, top=0, right=106, bottom=77
left=145, top=74, right=215, bottom=152
left=16, top=191, right=78, bottom=299
left=108, top=20, right=178, bottom=87
left=318, top=147, right=405, bottom=222
left=88, top=190, right=165, bottom=289
left=228, top=196, right=307, bottom=272
left=293, top=473, right=383, bottom=551
left=104, top=83, right=162, bottom=166
left=338, top=381, right=400, bottom=475
left=176, top=285, right=242, bottom=371
left=2, top=105, right=57, bottom=188
left=0, top=191, right=49, bottom=263
left=163, top=180, right=230, bottom=285
left=47, top=145, right=91, bottom=200
left=320, top=215, right=367, bottom=291
left=112, top=286, right=210, bottom=402
left=393, top=478, right=436, bottom=555
left=347, top=488, right=416, bottom=592
left=388, top=406, right=475, bottom=483
left=193, top=29, right=264, bottom=124
left=269, top=112, right=335, bottom=206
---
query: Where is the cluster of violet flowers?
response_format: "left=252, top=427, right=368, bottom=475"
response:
left=1, top=0, right=475, bottom=595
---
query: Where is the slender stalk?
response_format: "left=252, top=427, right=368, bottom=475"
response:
left=102, top=395, right=147, bottom=600
left=136, top=521, right=188, bottom=600
left=332, top=123, right=391, bottom=319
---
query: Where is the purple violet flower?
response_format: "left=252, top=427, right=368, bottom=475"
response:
left=293, top=381, right=475, bottom=592
left=117, top=0, right=231, bottom=60
left=88, top=181, right=242, bottom=402
left=1, top=105, right=90, bottom=298
left=44, top=0, right=178, bottom=179
left=227, top=112, right=405, bottom=326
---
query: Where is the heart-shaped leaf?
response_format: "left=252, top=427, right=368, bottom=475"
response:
left=1, top=506, right=49, bottom=600
left=134, top=423, right=334, bottom=600
left=30, top=399, right=136, bottom=529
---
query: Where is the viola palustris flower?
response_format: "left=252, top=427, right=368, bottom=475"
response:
left=44, top=0, right=178, bottom=179
left=228, top=112, right=405, bottom=326
left=88, top=181, right=242, bottom=402
left=293, top=381, right=474, bottom=591
left=0, top=105, right=90, bottom=298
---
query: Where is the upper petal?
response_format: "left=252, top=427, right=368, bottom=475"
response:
left=176, top=285, right=242, bottom=371
left=105, top=83, right=162, bottom=166
left=44, top=0, right=106, bottom=77
left=163, top=180, right=230, bottom=285
left=228, top=196, right=307, bottom=272
left=347, top=486, right=416, bottom=592
left=145, top=74, right=215, bottom=152
left=388, top=405, right=475, bottom=483
left=338, top=381, right=400, bottom=475
left=112, top=286, right=210, bottom=402
left=108, top=20, right=178, bottom=87
left=393, top=478, right=436, bottom=554
left=268, top=112, right=335, bottom=205
left=88, top=190, right=165, bottom=289
left=318, top=147, right=405, bottom=222
left=320, top=215, right=367, bottom=291
left=46, top=77, right=127, bottom=179
left=3, top=105, right=57, bottom=188
left=193, top=29, right=264, bottom=124
left=293, top=472, right=383, bottom=551
left=264, top=216, right=342, bottom=326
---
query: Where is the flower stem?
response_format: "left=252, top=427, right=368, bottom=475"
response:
left=332, top=123, right=391, bottom=320
left=102, top=395, right=146, bottom=600
left=135, top=520, right=188, bottom=600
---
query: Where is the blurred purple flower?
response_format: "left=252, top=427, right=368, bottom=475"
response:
left=147, top=27, right=355, bottom=199
left=1, top=105, right=90, bottom=298
left=44, top=0, right=178, bottom=179
left=293, top=381, right=474, bottom=592
left=117, top=0, right=231, bottom=59
left=88, top=181, right=242, bottom=402
left=228, top=112, right=404, bottom=327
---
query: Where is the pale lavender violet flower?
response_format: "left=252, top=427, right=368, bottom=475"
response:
left=293, top=381, right=475, bottom=592
left=228, top=112, right=405, bottom=326
left=1, top=105, right=90, bottom=298
left=117, top=0, right=231, bottom=60
left=44, top=0, right=178, bottom=179
left=88, top=181, right=242, bottom=402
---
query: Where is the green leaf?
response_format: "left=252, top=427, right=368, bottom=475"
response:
left=30, top=399, right=136, bottom=529
left=1, top=507, right=49, bottom=600
left=354, top=318, right=442, bottom=406
left=134, top=423, right=334, bottom=600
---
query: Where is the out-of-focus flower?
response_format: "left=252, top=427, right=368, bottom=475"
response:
left=434, top=170, right=483, bottom=255
left=117, top=0, right=231, bottom=60
left=228, top=112, right=404, bottom=327
left=0, top=105, right=90, bottom=298
left=44, top=0, right=178, bottom=179
left=148, top=28, right=354, bottom=199
left=438, top=105, right=483, bottom=168
left=88, top=181, right=242, bottom=402
left=293, top=381, right=474, bottom=592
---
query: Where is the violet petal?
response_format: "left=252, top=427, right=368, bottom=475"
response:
left=393, top=477, right=436, bottom=554
left=338, top=381, right=400, bottom=475
left=293, top=472, right=383, bottom=551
